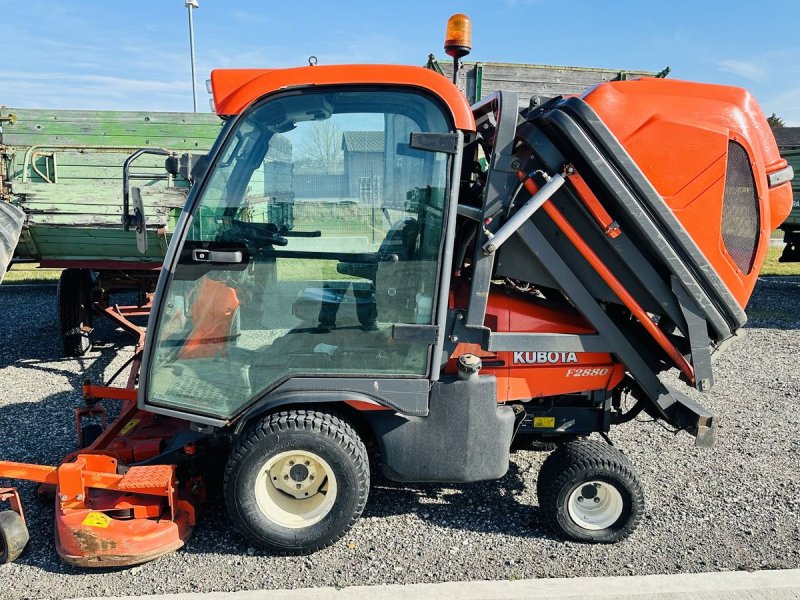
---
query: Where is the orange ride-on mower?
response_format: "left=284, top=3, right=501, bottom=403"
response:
left=0, top=20, right=793, bottom=567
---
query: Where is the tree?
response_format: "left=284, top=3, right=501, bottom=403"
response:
left=767, top=113, right=785, bottom=129
left=297, top=121, right=344, bottom=174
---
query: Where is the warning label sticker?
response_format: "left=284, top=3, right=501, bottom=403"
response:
left=533, top=416, right=556, bottom=428
left=119, top=418, right=141, bottom=436
left=82, top=512, right=112, bottom=528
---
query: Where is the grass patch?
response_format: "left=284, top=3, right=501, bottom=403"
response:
left=3, top=263, right=62, bottom=285
left=759, top=247, right=800, bottom=276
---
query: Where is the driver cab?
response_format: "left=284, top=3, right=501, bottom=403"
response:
left=144, top=84, right=457, bottom=420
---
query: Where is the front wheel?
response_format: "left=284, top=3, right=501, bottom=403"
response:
left=0, top=510, right=29, bottom=564
left=224, top=409, right=369, bottom=554
left=537, top=439, right=644, bottom=543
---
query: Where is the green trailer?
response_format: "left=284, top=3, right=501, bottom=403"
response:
left=0, top=106, right=222, bottom=353
left=772, top=128, right=800, bottom=261
left=0, top=106, right=222, bottom=269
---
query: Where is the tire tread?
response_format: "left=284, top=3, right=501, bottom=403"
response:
left=0, top=510, right=29, bottom=564
left=537, top=439, right=643, bottom=543
left=224, top=409, right=369, bottom=554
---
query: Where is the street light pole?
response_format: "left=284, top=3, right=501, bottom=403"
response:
left=186, top=0, right=199, bottom=113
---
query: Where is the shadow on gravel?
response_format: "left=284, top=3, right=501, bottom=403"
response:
left=362, top=462, right=557, bottom=539
left=179, top=459, right=558, bottom=564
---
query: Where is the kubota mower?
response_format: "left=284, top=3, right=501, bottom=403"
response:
left=0, top=15, right=793, bottom=566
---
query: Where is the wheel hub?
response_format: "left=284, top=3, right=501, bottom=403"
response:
left=567, top=480, right=624, bottom=531
left=254, top=449, right=339, bottom=529
left=269, top=454, right=324, bottom=499
left=290, top=464, right=309, bottom=482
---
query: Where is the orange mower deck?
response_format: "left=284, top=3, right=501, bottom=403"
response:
left=0, top=302, right=203, bottom=567
left=0, top=383, right=201, bottom=567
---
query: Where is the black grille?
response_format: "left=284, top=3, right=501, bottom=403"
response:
left=721, top=142, right=760, bottom=274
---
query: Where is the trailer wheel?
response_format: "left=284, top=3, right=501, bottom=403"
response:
left=0, top=511, right=29, bottom=564
left=537, top=439, right=643, bottom=543
left=224, top=409, right=369, bottom=554
left=57, top=268, right=93, bottom=357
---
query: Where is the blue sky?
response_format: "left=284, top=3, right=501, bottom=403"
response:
left=2, top=0, right=800, bottom=123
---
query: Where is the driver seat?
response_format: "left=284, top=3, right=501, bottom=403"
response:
left=177, top=276, right=241, bottom=359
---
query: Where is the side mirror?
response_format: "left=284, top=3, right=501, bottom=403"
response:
left=131, top=186, right=148, bottom=254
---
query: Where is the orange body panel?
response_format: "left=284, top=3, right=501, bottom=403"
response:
left=447, top=283, right=624, bottom=401
left=583, top=78, right=793, bottom=308
left=210, top=65, right=476, bottom=132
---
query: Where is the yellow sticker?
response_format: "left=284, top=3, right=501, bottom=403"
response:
left=533, top=416, right=555, bottom=428
left=119, top=418, right=141, bottom=436
left=82, top=512, right=112, bottom=528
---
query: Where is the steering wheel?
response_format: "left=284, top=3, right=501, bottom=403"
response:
left=227, top=219, right=289, bottom=248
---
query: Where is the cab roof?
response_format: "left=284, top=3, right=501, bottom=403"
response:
left=209, top=64, right=476, bottom=132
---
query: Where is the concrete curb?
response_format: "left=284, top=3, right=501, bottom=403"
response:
left=70, top=569, right=800, bottom=600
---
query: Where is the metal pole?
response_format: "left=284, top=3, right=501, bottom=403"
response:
left=186, top=0, right=198, bottom=113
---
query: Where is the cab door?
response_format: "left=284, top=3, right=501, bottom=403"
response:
left=141, top=87, right=457, bottom=421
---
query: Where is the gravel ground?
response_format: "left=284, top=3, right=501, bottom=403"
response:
left=0, top=277, right=799, bottom=599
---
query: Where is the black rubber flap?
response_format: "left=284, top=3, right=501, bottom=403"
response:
left=370, top=376, right=515, bottom=483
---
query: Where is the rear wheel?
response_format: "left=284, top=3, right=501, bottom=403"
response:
left=537, top=439, right=643, bottom=543
left=224, top=409, right=369, bottom=554
left=0, top=510, right=29, bottom=564
left=57, top=268, right=93, bottom=357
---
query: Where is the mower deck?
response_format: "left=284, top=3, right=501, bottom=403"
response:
left=0, top=305, right=203, bottom=567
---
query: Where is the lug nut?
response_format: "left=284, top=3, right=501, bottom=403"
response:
left=284, top=474, right=289, bottom=480
left=577, top=497, right=584, bottom=502
left=594, top=497, right=601, bottom=504
left=304, top=460, right=310, bottom=466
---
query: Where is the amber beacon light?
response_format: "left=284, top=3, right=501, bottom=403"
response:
left=444, top=13, right=472, bottom=59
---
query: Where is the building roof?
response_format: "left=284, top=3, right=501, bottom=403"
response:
left=342, top=131, right=384, bottom=153
left=772, top=127, right=800, bottom=149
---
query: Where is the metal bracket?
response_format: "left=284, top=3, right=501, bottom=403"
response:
left=409, top=132, right=459, bottom=154
left=672, top=277, right=714, bottom=391
left=444, top=308, right=612, bottom=356
left=0, top=487, right=25, bottom=524
left=392, top=323, right=439, bottom=345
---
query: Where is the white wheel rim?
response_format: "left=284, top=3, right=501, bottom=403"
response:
left=567, top=480, right=624, bottom=530
left=254, top=450, right=338, bottom=529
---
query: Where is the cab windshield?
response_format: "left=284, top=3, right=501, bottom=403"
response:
left=146, top=88, right=452, bottom=419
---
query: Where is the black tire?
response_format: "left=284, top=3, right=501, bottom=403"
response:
left=0, top=510, right=30, bottom=564
left=81, top=423, right=104, bottom=448
left=224, top=409, right=369, bottom=554
left=537, top=439, right=643, bottom=543
left=57, top=268, right=93, bottom=357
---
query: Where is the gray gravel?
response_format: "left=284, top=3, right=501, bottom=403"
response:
left=1, top=277, right=799, bottom=599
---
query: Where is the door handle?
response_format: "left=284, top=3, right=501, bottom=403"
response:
left=192, top=249, right=243, bottom=263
